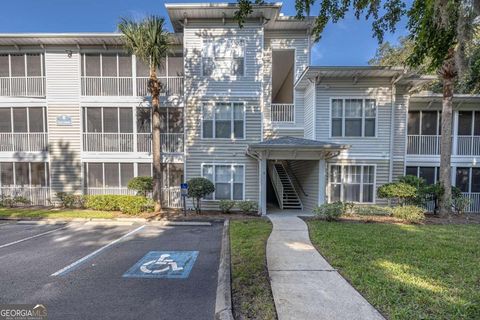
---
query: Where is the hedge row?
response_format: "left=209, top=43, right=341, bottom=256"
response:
left=84, top=195, right=154, bottom=215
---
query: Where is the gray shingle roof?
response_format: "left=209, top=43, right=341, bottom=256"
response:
left=248, top=136, right=350, bottom=150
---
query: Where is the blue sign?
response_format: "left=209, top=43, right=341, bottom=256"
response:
left=56, top=115, right=72, bottom=126
left=123, top=251, right=198, bottom=279
left=181, top=183, right=188, bottom=197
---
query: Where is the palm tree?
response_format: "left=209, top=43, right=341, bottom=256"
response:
left=118, top=16, right=170, bottom=212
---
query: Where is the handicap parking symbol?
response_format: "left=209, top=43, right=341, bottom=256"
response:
left=123, top=251, right=198, bottom=279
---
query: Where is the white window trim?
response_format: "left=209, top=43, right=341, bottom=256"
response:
left=327, top=163, right=377, bottom=204
left=405, top=166, right=439, bottom=184
left=408, top=110, right=442, bottom=136
left=200, top=38, right=246, bottom=78
left=201, top=163, right=246, bottom=201
left=0, top=162, right=49, bottom=187
left=201, top=102, right=246, bottom=140
left=329, top=97, right=378, bottom=138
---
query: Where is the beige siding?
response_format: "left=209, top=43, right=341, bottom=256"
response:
left=315, top=78, right=393, bottom=156
left=288, top=160, right=319, bottom=212
left=45, top=51, right=82, bottom=194
left=303, top=82, right=315, bottom=139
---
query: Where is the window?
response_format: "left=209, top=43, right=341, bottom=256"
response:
left=0, top=162, right=48, bottom=187
left=81, top=53, right=132, bottom=77
left=331, top=98, right=376, bottom=137
left=454, top=167, right=480, bottom=193
left=408, top=111, right=441, bottom=135
left=329, top=165, right=375, bottom=203
left=83, top=107, right=133, bottom=133
left=202, top=102, right=245, bottom=139
left=202, top=39, right=245, bottom=77
left=202, top=164, right=244, bottom=200
left=0, top=53, right=44, bottom=77
left=457, top=111, right=480, bottom=136
left=0, top=107, right=46, bottom=133
left=405, top=166, right=439, bottom=185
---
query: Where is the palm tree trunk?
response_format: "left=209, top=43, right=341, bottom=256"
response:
left=150, top=68, right=162, bottom=212
left=438, top=48, right=457, bottom=217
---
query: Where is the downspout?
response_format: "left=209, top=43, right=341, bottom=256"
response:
left=389, top=74, right=404, bottom=182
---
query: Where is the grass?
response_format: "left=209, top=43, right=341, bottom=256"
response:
left=307, top=221, right=480, bottom=320
left=0, top=208, right=119, bottom=219
left=230, top=219, right=276, bottom=320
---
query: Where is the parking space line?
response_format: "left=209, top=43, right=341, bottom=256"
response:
left=51, top=225, right=146, bottom=277
left=0, top=226, right=67, bottom=249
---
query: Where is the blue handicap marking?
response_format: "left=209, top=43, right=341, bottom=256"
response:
left=123, top=251, right=199, bottom=279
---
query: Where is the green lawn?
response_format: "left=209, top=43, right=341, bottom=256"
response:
left=230, top=219, right=276, bottom=320
left=0, top=208, right=119, bottom=219
left=307, top=221, right=480, bottom=320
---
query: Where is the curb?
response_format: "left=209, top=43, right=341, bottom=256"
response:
left=214, top=219, right=234, bottom=320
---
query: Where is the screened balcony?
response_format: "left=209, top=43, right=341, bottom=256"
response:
left=271, top=50, right=295, bottom=123
left=82, top=106, right=184, bottom=154
left=80, top=53, right=183, bottom=97
left=0, top=53, right=45, bottom=97
left=0, top=107, right=48, bottom=152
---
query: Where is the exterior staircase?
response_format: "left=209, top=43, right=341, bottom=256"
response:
left=268, top=162, right=303, bottom=210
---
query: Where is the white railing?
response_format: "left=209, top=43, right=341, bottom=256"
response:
left=83, top=133, right=134, bottom=152
left=0, top=76, right=45, bottom=96
left=457, top=136, right=480, bottom=156
left=407, top=135, right=440, bottom=155
left=83, top=132, right=184, bottom=154
left=81, top=77, right=133, bottom=96
left=271, top=103, right=294, bottom=123
left=162, top=187, right=182, bottom=208
left=85, top=187, right=136, bottom=195
left=136, top=76, right=184, bottom=97
left=462, top=192, right=480, bottom=213
left=0, top=186, right=50, bottom=206
left=0, top=133, right=48, bottom=152
left=268, top=163, right=284, bottom=209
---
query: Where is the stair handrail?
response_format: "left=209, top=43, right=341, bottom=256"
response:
left=268, top=163, right=284, bottom=209
left=282, top=160, right=308, bottom=197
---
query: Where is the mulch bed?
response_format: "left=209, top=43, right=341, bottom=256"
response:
left=150, top=209, right=262, bottom=222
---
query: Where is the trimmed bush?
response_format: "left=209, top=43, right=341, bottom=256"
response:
left=127, top=176, right=153, bottom=196
left=392, top=205, right=425, bottom=223
left=219, top=200, right=236, bottom=213
left=313, top=202, right=344, bottom=221
left=237, top=201, right=258, bottom=214
left=56, top=192, right=85, bottom=208
left=187, top=177, right=215, bottom=214
left=377, top=182, right=418, bottom=205
left=0, top=196, right=31, bottom=208
left=355, top=205, right=393, bottom=216
left=84, top=195, right=153, bottom=215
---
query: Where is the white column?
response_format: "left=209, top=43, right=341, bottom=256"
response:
left=318, top=159, right=326, bottom=205
left=259, top=156, right=267, bottom=215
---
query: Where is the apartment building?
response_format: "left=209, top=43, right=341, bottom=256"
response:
left=0, top=2, right=479, bottom=213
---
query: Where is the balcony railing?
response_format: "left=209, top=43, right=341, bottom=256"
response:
left=407, top=135, right=440, bottom=155
left=83, top=132, right=184, bottom=154
left=0, top=133, right=48, bottom=152
left=0, top=186, right=50, bottom=206
left=0, top=76, right=45, bottom=97
left=457, top=136, right=480, bottom=155
left=271, top=103, right=294, bottom=123
left=463, top=192, right=480, bottom=213
left=80, top=76, right=183, bottom=97
left=136, top=76, right=184, bottom=97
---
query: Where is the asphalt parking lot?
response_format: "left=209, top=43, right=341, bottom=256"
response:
left=0, top=220, right=223, bottom=320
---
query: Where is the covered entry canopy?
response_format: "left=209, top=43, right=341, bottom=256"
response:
left=247, top=136, right=349, bottom=160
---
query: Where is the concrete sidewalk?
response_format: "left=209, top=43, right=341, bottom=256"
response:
left=267, top=212, right=385, bottom=320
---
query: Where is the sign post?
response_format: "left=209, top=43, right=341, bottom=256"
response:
left=180, top=183, right=188, bottom=216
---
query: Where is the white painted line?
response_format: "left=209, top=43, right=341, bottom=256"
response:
left=0, top=226, right=67, bottom=249
left=51, top=225, right=146, bottom=277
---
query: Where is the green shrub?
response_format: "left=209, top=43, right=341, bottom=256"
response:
left=56, top=192, right=85, bottom=208
left=377, top=182, right=418, bottom=205
left=392, top=205, right=425, bottom=223
left=313, top=202, right=344, bottom=221
left=237, top=201, right=258, bottom=214
left=0, top=195, right=31, bottom=208
left=451, top=196, right=471, bottom=215
left=355, top=205, right=393, bottom=216
left=127, top=176, right=153, bottom=196
left=84, top=195, right=152, bottom=215
left=187, top=177, right=215, bottom=214
left=219, top=200, right=236, bottom=213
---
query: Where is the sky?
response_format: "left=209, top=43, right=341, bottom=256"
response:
left=0, top=0, right=411, bottom=66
